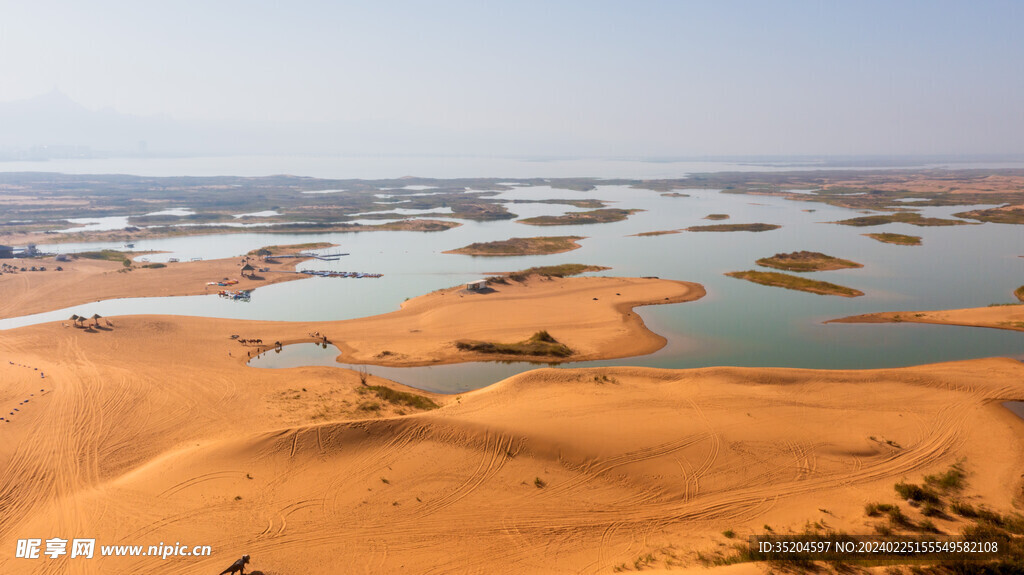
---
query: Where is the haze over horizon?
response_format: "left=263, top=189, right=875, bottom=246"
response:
left=2, top=1, right=1022, bottom=159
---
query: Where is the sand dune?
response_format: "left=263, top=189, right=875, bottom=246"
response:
left=1, top=276, right=1022, bottom=573
left=1, top=298, right=1023, bottom=573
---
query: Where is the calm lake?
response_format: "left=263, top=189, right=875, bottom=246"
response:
left=2, top=174, right=1022, bottom=393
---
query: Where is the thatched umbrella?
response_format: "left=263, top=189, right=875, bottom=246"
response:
left=69, top=314, right=80, bottom=323
left=91, top=313, right=102, bottom=327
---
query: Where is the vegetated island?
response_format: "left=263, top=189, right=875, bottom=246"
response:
left=1016, top=285, right=1024, bottom=302
left=830, top=302, right=1024, bottom=333
left=455, top=330, right=573, bottom=358
left=755, top=251, right=863, bottom=272
left=953, top=204, right=1024, bottom=224
left=862, top=232, right=922, bottom=246
left=443, top=236, right=585, bottom=256
left=517, top=208, right=641, bottom=226
left=685, top=223, right=781, bottom=232
left=830, top=212, right=976, bottom=227
left=629, top=230, right=681, bottom=237
left=725, top=270, right=864, bottom=297
left=703, top=213, right=730, bottom=220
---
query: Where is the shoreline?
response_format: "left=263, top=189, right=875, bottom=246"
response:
left=1, top=218, right=462, bottom=246
left=829, top=304, right=1024, bottom=333
left=147, top=274, right=706, bottom=368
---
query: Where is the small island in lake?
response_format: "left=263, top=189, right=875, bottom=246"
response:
left=830, top=212, right=975, bottom=227
left=444, top=236, right=585, bottom=256
left=630, top=230, right=681, bottom=237
left=686, top=223, right=780, bottom=232
left=755, top=251, right=863, bottom=272
left=1016, top=285, right=1024, bottom=302
left=862, top=232, right=922, bottom=245
left=725, top=270, right=864, bottom=297
left=517, top=208, right=641, bottom=226
left=704, top=213, right=730, bottom=220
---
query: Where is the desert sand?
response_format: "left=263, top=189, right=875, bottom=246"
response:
left=831, top=304, right=1024, bottom=333
left=0, top=246, right=324, bottom=319
left=1, top=277, right=1023, bottom=574
left=1, top=308, right=1022, bottom=574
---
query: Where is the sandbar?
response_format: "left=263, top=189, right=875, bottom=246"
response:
left=0, top=244, right=327, bottom=319
left=830, top=304, right=1024, bottom=332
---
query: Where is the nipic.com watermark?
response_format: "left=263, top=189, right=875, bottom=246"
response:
left=15, top=538, right=212, bottom=560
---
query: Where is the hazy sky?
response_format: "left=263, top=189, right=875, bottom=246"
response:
left=2, top=1, right=1022, bottom=156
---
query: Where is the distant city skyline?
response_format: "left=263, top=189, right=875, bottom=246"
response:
left=2, top=1, right=1022, bottom=157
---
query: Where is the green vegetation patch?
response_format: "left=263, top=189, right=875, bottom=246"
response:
left=73, top=249, right=132, bottom=262
left=455, top=330, right=573, bottom=358
left=496, top=264, right=609, bottom=283
left=507, top=199, right=606, bottom=209
left=831, top=212, right=975, bottom=227
left=358, top=385, right=439, bottom=411
left=444, top=236, right=584, bottom=256
left=1015, top=285, right=1024, bottom=303
left=247, top=242, right=333, bottom=256
left=862, top=232, right=922, bottom=245
left=755, top=251, right=863, bottom=272
left=517, top=208, right=641, bottom=226
left=725, top=270, right=864, bottom=297
left=704, top=213, right=730, bottom=220
left=686, top=223, right=780, bottom=232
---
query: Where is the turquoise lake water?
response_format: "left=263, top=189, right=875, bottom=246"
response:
left=6, top=182, right=1016, bottom=392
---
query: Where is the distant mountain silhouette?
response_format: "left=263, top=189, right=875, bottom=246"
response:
left=0, top=90, right=179, bottom=154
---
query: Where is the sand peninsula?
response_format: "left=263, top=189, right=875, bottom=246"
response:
left=755, top=251, right=863, bottom=272
left=831, top=302, right=1024, bottom=332
left=517, top=208, right=641, bottom=226
left=0, top=243, right=332, bottom=319
left=2, top=313, right=1023, bottom=574
left=686, top=223, right=780, bottom=232
left=863, top=232, right=922, bottom=245
left=726, top=270, right=864, bottom=297
left=249, top=273, right=704, bottom=366
left=443, top=236, right=585, bottom=256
